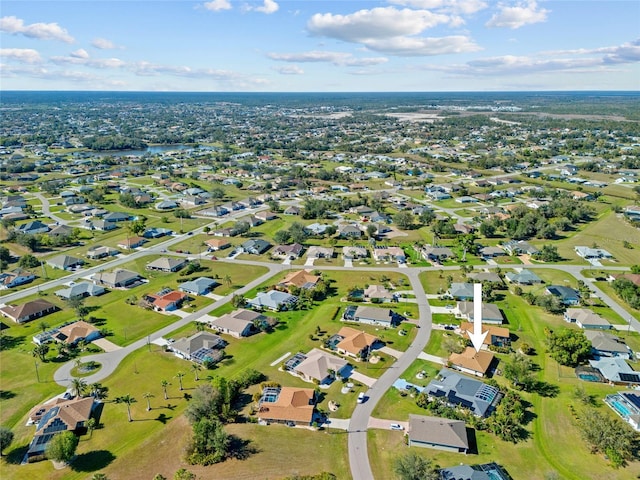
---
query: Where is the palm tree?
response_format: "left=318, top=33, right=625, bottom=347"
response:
left=161, top=380, right=170, bottom=400
left=175, top=372, right=186, bottom=391
left=116, top=394, right=137, bottom=422
left=223, top=274, right=232, bottom=287
left=194, top=321, right=206, bottom=332
left=70, top=378, right=87, bottom=398
left=86, top=418, right=96, bottom=438
left=32, top=343, right=49, bottom=362
left=191, top=363, right=201, bottom=382
left=38, top=321, right=49, bottom=334
left=142, top=392, right=154, bottom=411
left=89, top=382, right=109, bottom=401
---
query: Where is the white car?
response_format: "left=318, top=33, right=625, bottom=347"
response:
left=390, top=423, right=404, bottom=430
left=357, top=392, right=366, bottom=404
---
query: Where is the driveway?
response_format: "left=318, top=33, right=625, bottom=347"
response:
left=92, top=338, right=122, bottom=352
left=349, top=371, right=377, bottom=387
left=418, top=352, right=446, bottom=365
left=367, top=417, right=408, bottom=431
left=378, top=346, right=403, bottom=358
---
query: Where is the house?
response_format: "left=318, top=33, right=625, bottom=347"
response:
left=609, top=273, right=640, bottom=287
left=209, top=308, right=269, bottom=338
left=448, top=283, right=474, bottom=300
left=424, top=368, right=501, bottom=417
left=585, top=331, right=631, bottom=359
left=86, top=245, right=119, bottom=260
left=240, top=239, right=271, bottom=255
left=48, top=224, right=74, bottom=238
left=279, top=270, right=320, bottom=290
left=478, top=246, right=506, bottom=258
left=248, top=290, right=298, bottom=311
left=255, top=210, right=278, bottom=221
left=54, top=320, right=101, bottom=345
left=440, top=463, right=512, bottom=480
left=589, top=357, right=640, bottom=384
left=142, top=227, right=173, bottom=239
left=272, top=243, right=304, bottom=259
left=156, top=200, right=178, bottom=210
left=467, top=272, right=502, bottom=284
left=502, top=240, right=539, bottom=256
left=333, top=326, right=379, bottom=359
left=117, top=236, right=146, bottom=250
left=546, top=285, right=580, bottom=305
left=575, top=246, right=613, bottom=260
left=455, top=301, right=503, bottom=325
left=146, top=257, right=187, bottom=273
left=91, top=219, right=117, bottom=231
left=338, top=224, right=362, bottom=239
left=102, top=212, right=131, bottom=223
left=306, top=246, right=334, bottom=259
left=205, top=238, right=231, bottom=251
left=55, top=281, right=106, bottom=300
left=448, top=347, right=496, bottom=377
left=421, top=246, right=454, bottom=263
left=26, top=396, right=95, bottom=463
left=46, top=254, right=85, bottom=271
left=407, top=415, right=469, bottom=453
left=144, top=289, right=188, bottom=312
left=284, top=206, right=301, bottom=215
left=364, top=284, right=395, bottom=302
left=564, top=308, right=612, bottom=330
left=91, top=268, right=142, bottom=288
left=305, top=223, right=331, bottom=236
left=291, top=348, right=349, bottom=384
left=343, top=246, right=368, bottom=259
left=504, top=269, right=542, bottom=285
left=347, top=305, right=400, bottom=327
left=179, top=277, right=219, bottom=296
left=372, top=246, right=406, bottom=263
left=460, top=322, right=510, bottom=348
left=257, top=386, right=316, bottom=426
left=0, top=299, right=58, bottom=324
left=0, top=269, right=36, bottom=289
left=605, top=392, right=640, bottom=431
left=169, top=331, right=226, bottom=364
left=17, top=220, right=50, bottom=235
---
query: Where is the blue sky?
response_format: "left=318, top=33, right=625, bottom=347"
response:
left=1, top=1, right=639, bottom=91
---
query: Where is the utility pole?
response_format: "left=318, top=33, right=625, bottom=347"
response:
left=35, top=360, right=40, bottom=383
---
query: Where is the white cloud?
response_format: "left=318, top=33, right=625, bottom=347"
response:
left=70, top=49, right=89, bottom=59
left=273, top=65, right=304, bottom=75
left=92, top=38, right=119, bottom=50
left=390, top=0, right=487, bottom=15
left=366, top=35, right=481, bottom=56
left=0, top=48, right=42, bottom=64
left=0, top=16, right=74, bottom=43
left=251, top=0, right=279, bottom=14
left=203, top=0, right=232, bottom=11
left=308, top=7, right=451, bottom=42
left=541, top=40, right=640, bottom=64
left=486, top=1, right=549, bottom=29
left=268, top=50, right=388, bottom=66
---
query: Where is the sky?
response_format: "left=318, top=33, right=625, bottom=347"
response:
left=1, top=0, right=639, bottom=92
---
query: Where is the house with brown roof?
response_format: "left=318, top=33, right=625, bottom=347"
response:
left=55, top=320, right=101, bottom=345
left=209, top=308, right=268, bottom=338
left=448, top=347, right=496, bottom=377
left=460, top=322, right=510, bottom=348
left=26, top=396, right=95, bottom=462
left=291, top=348, right=349, bottom=385
left=0, top=299, right=58, bottom=324
left=407, top=414, right=469, bottom=453
left=117, top=236, right=146, bottom=250
left=205, top=238, right=231, bottom=251
left=334, top=326, right=379, bottom=359
left=144, top=290, right=188, bottom=312
left=363, top=284, right=395, bottom=303
left=257, top=386, right=316, bottom=426
left=279, top=270, right=320, bottom=290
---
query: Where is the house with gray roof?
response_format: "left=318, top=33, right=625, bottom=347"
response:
left=546, top=285, right=580, bottom=305
left=424, top=368, right=502, bottom=417
left=209, top=308, right=265, bottom=338
left=46, top=254, right=84, bottom=271
left=504, top=269, right=542, bottom=285
left=55, top=281, right=106, bottom=300
left=91, top=268, right=143, bottom=288
left=455, top=301, right=503, bottom=325
left=17, top=220, right=50, bottom=235
left=575, top=246, right=613, bottom=260
left=169, top=332, right=226, bottom=365
left=248, top=290, right=297, bottom=311
left=407, top=415, right=469, bottom=453
left=448, top=283, right=474, bottom=300
left=564, top=308, right=612, bottom=330
left=146, top=256, right=187, bottom=273
left=589, top=358, right=640, bottom=384
left=179, top=277, right=219, bottom=296
left=240, top=239, right=271, bottom=255
left=440, top=463, right=511, bottom=480
left=585, top=331, right=631, bottom=359
left=348, top=305, right=400, bottom=326
left=502, top=240, right=539, bottom=256
left=421, top=246, right=454, bottom=262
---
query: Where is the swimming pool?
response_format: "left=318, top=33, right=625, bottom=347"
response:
left=578, top=373, right=600, bottom=382
left=612, top=400, right=631, bottom=417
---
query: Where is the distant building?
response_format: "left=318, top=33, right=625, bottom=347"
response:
left=0, top=299, right=58, bottom=324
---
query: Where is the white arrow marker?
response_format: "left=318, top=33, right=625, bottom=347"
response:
left=468, top=283, right=488, bottom=353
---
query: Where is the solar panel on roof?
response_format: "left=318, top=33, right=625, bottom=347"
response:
left=619, top=373, right=640, bottom=382
left=623, top=393, right=640, bottom=410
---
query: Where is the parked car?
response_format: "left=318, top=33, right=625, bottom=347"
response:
left=390, top=423, right=404, bottom=431
left=357, top=392, right=366, bottom=404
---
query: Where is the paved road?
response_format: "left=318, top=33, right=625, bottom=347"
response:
left=347, top=268, right=433, bottom=480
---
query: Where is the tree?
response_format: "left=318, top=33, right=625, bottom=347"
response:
left=116, top=394, right=137, bottom=422
left=535, top=244, right=561, bottom=262
left=66, top=296, right=89, bottom=320
left=161, top=380, right=171, bottom=400
left=546, top=328, right=591, bottom=367
left=174, top=469, right=196, bottom=480
left=89, top=382, right=109, bottom=401
left=503, top=352, right=535, bottom=390
left=33, top=343, right=49, bottom=362
left=392, top=451, right=439, bottom=480
left=0, top=426, right=14, bottom=456
left=273, top=229, right=291, bottom=245
left=393, top=211, right=415, bottom=230
left=175, top=372, right=186, bottom=391
left=223, top=274, right=232, bottom=288
left=233, top=220, right=250, bottom=236
left=91, top=474, right=110, bottom=480
left=70, top=378, right=87, bottom=398
left=45, top=431, right=79, bottom=464
left=577, top=407, right=639, bottom=468
left=192, top=363, right=202, bottom=381
left=86, top=418, right=97, bottom=438
left=479, top=221, right=496, bottom=237
left=187, top=417, right=231, bottom=465
left=19, top=253, right=41, bottom=268
left=143, top=392, right=154, bottom=411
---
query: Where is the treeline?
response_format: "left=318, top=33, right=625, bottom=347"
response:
left=612, top=278, right=640, bottom=310
left=82, top=135, right=148, bottom=151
